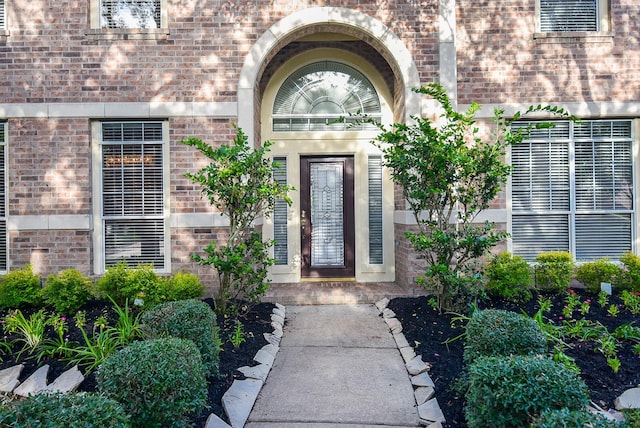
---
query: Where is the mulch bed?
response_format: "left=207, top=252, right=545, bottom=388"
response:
left=0, top=299, right=275, bottom=426
left=389, top=289, right=640, bottom=428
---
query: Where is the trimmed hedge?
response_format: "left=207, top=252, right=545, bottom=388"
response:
left=0, top=264, right=42, bottom=308
left=534, top=408, right=628, bottom=428
left=463, top=309, right=547, bottom=364
left=534, top=251, right=575, bottom=292
left=43, top=268, right=93, bottom=315
left=465, top=355, right=589, bottom=428
left=141, top=299, right=221, bottom=377
left=97, top=337, right=207, bottom=427
left=485, top=252, right=533, bottom=301
left=0, top=392, right=130, bottom=427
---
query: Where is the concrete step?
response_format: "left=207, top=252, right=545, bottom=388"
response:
left=262, top=282, right=425, bottom=305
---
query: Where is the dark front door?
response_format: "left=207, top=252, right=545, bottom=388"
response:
left=300, top=156, right=355, bottom=278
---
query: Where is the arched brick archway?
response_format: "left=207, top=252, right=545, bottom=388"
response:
left=237, top=7, right=421, bottom=147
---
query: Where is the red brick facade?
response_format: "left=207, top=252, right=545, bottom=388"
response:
left=1, top=1, right=638, bottom=291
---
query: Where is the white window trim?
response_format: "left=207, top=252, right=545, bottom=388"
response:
left=535, top=0, right=611, bottom=38
left=89, top=0, right=168, bottom=31
left=91, top=120, right=171, bottom=275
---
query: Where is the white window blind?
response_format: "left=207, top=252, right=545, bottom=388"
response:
left=0, top=1, right=5, bottom=29
left=0, top=123, right=6, bottom=271
left=273, top=157, right=288, bottom=265
left=100, top=0, right=160, bottom=29
left=539, top=0, right=599, bottom=32
left=511, top=120, right=633, bottom=261
left=368, top=156, right=383, bottom=265
left=101, top=122, right=165, bottom=269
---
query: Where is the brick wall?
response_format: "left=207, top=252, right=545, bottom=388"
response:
left=456, top=0, right=640, bottom=104
left=1, top=0, right=439, bottom=104
left=2, top=1, right=639, bottom=289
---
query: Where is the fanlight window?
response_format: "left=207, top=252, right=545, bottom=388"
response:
left=273, top=61, right=381, bottom=132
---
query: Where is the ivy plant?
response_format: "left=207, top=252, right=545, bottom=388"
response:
left=181, top=126, right=293, bottom=316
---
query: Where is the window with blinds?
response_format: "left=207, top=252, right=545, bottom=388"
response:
left=101, top=122, right=165, bottom=269
left=0, top=1, right=5, bottom=30
left=511, top=120, right=633, bottom=261
left=368, top=156, right=383, bottom=264
left=0, top=123, right=6, bottom=271
left=100, top=0, right=160, bottom=29
left=539, top=0, right=599, bottom=32
left=273, top=157, right=288, bottom=265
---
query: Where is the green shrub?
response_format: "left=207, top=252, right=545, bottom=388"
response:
left=141, top=299, right=220, bottom=376
left=0, top=392, right=130, bottom=427
left=464, top=309, right=547, bottom=364
left=95, top=261, right=166, bottom=307
left=485, top=252, right=533, bottom=301
left=164, top=271, right=205, bottom=301
left=534, top=408, right=628, bottom=428
left=42, top=268, right=93, bottom=314
left=618, top=252, right=640, bottom=292
left=97, top=337, right=207, bottom=427
left=574, top=258, right=623, bottom=294
left=0, top=264, right=42, bottom=308
left=535, top=251, right=575, bottom=293
left=465, top=355, right=589, bottom=428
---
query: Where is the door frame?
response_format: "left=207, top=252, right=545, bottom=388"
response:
left=300, top=155, right=355, bottom=278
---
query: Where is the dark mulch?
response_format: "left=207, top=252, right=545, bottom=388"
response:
left=0, top=299, right=275, bottom=425
left=389, top=289, right=640, bottom=428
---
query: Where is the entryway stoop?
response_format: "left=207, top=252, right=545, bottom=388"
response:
left=262, top=282, right=425, bottom=305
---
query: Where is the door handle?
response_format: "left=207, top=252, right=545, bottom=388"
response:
left=300, top=210, right=307, bottom=231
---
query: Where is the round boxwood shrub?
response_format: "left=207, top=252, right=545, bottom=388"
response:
left=141, top=299, right=220, bottom=376
left=534, top=408, right=627, bottom=428
left=465, top=355, right=589, bottom=428
left=463, top=309, right=547, bottom=364
left=0, top=392, right=130, bottom=427
left=43, top=268, right=93, bottom=315
left=485, top=252, right=533, bottom=301
left=97, top=337, right=207, bottom=427
left=0, top=264, right=42, bottom=308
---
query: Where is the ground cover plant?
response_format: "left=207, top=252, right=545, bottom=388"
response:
left=390, top=287, right=640, bottom=427
left=0, top=265, right=275, bottom=426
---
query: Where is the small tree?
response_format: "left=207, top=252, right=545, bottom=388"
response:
left=371, top=83, right=571, bottom=311
left=181, top=126, right=292, bottom=316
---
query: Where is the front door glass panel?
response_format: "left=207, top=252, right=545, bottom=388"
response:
left=310, top=162, right=345, bottom=267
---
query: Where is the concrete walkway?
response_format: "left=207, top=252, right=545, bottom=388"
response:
left=245, top=305, right=421, bottom=427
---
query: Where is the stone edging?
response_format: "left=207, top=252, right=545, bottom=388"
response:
left=0, top=364, right=85, bottom=396
left=375, top=297, right=446, bottom=428
left=205, top=303, right=286, bottom=428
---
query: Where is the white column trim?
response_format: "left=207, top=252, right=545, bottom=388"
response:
left=0, top=102, right=236, bottom=118
left=439, top=0, right=457, bottom=108
left=460, top=101, right=640, bottom=119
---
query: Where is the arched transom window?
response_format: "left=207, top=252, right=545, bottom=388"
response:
left=272, top=61, right=381, bottom=132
